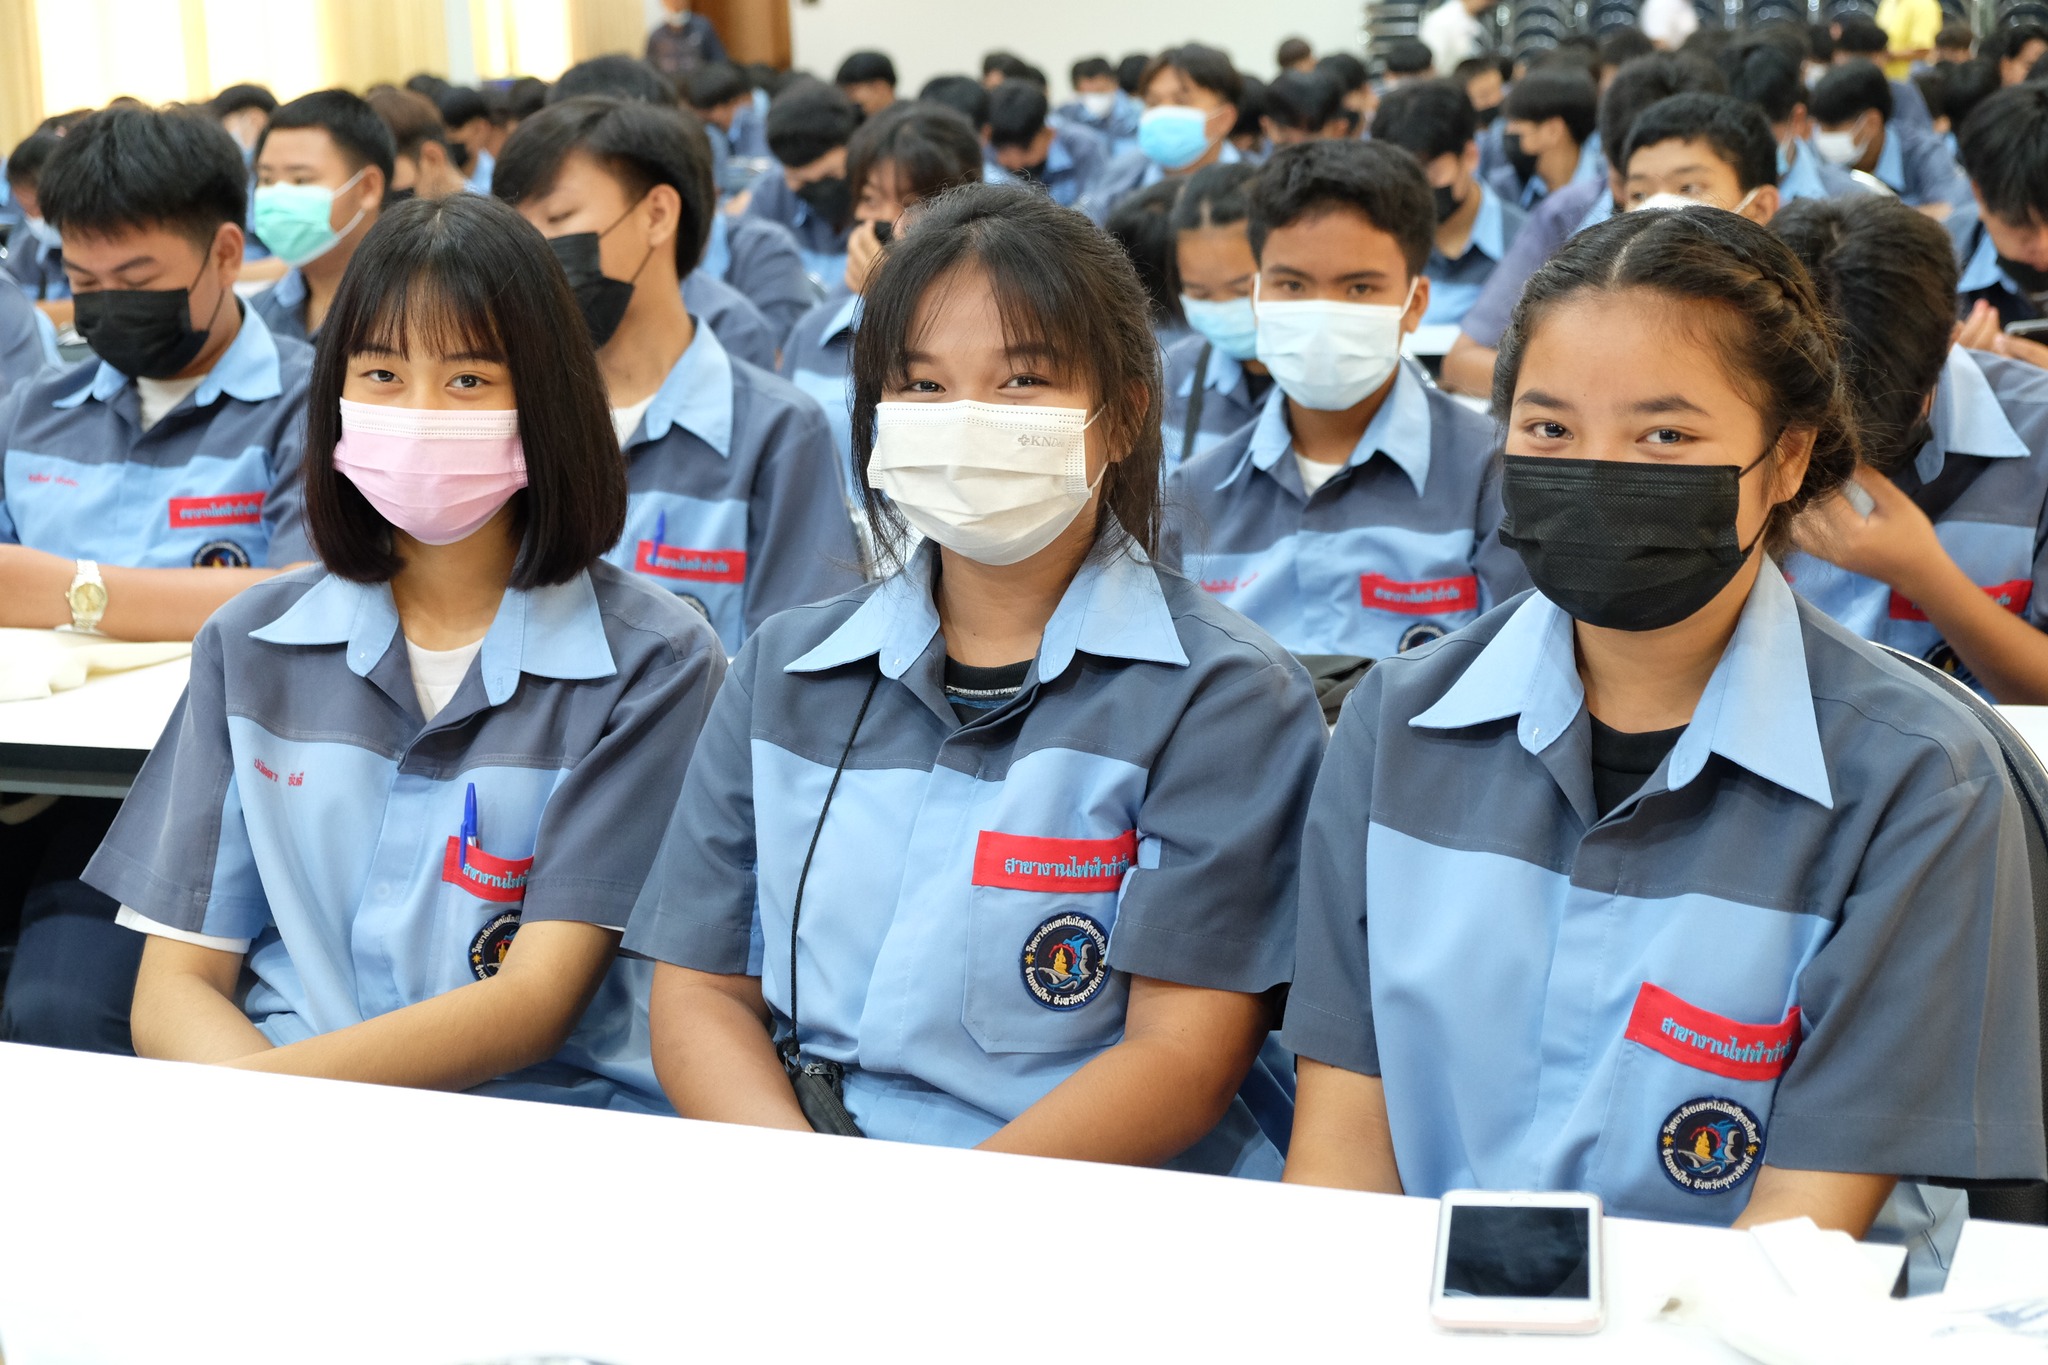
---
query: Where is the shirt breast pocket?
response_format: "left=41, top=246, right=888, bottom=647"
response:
left=960, top=828, right=1135, bottom=1055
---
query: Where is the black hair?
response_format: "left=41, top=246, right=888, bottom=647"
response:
left=1072, top=56, right=1114, bottom=84
left=685, top=62, right=750, bottom=111
left=1936, top=23, right=1975, bottom=52
left=1117, top=53, right=1151, bottom=93
left=1018, top=65, right=1051, bottom=90
left=1807, top=22, right=1835, bottom=62
left=846, top=102, right=983, bottom=205
left=436, top=86, right=489, bottom=130
left=981, top=50, right=1030, bottom=81
left=1998, top=22, right=2048, bottom=61
left=917, top=74, right=989, bottom=127
left=508, top=77, right=548, bottom=121
left=1316, top=52, right=1370, bottom=93
left=1536, top=39, right=1602, bottom=79
left=2031, top=49, right=2048, bottom=83
left=1248, top=137, right=1435, bottom=275
left=1453, top=56, right=1501, bottom=88
left=986, top=80, right=1050, bottom=148
left=764, top=81, right=860, bottom=169
left=1496, top=209, right=1859, bottom=552
left=307, top=195, right=624, bottom=589
left=1232, top=77, right=1268, bottom=138
left=1141, top=44, right=1245, bottom=105
left=1372, top=79, right=1478, bottom=163
left=1752, top=22, right=1812, bottom=65
left=492, top=96, right=712, bottom=275
left=1503, top=67, right=1600, bottom=145
left=1383, top=38, right=1436, bottom=77
left=1959, top=83, right=2048, bottom=227
left=1943, top=56, right=2000, bottom=129
left=1679, top=28, right=1735, bottom=65
left=744, top=62, right=783, bottom=94
left=1105, top=178, right=1184, bottom=330
left=1599, top=53, right=1728, bottom=173
left=1168, top=160, right=1258, bottom=233
left=1774, top=195, right=1955, bottom=477
left=1719, top=39, right=1805, bottom=124
left=259, top=90, right=398, bottom=186
left=1278, top=37, right=1314, bottom=69
left=405, top=73, right=450, bottom=101
left=4, top=129, right=61, bottom=190
left=1912, top=65, right=1950, bottom=125
left=365, top=86, right=448, bottom=162
left=1834, top=15, right=1889, bottom=55
left=1625, top=92, right=1779, bottom=192
left=1265, top=70, right=1345, bottom=132
left=836, top=51, right=897, bottom=87
left=1600, top=29, right=1658, bottom=71
left=1810, top=60, right=1892, bottom=125
left=851, top=183, right=1164, bottom=566
left=38, top=107, right=247, bottom=248
left=550, top=55, right=677, bottom=108
left=210, top=83, right=276, bottom=119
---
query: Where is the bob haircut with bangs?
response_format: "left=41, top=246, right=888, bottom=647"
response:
left=305, top=194, right=626, bottom=589
left=848, top=182, right=1164, bottom=569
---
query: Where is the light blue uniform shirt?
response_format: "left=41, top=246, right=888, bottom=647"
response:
left=1285, top=562, right=2045, bottom=1226
left=0, top=281, right=57, bottom=399
left=680, top=272, right=777, bottom=372
left=1055, top=89, right=1142, bottom=155
left=605, top=320, right=862, bottom=653
left=625, top=533, right=1328, bottom=1172
left=1871, top=122, right=1967, bottom=208
left=1422, top=180, right=1525, bottom=328
left=777, top=284, right=862, bottom=503
left=1165, top=361, right=1528, bottom=657
left=744, top=169, right=850, bottom=288
left=87, top=562, right=725, bottom=1112
left=1948, top=199, right=2043, bottom=324
left=1081, top=140, right=1244, bottom=226
left=699, top=211, right=816, bottom=343
left=1777, top=138, right=1868, bottom=204
left=0, top=307, right=312, bottom=567
left=249, top=267, right=313, bottom=344
left=1160, top=331, right=1267, bottom=471
left=3, top=229, right=67, bottom=302
left=465, top=149, right=496, bottom=197
left=983, top=122, right=1111, bottom=208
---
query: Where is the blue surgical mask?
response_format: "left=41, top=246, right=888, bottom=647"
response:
left=1179, top=295, right=1259, bottom=361
left=1138, top=105, right=1215, bottom=171
left=252, top=169, right=368, bottom=267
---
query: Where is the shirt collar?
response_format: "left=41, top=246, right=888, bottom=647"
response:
left=270, top=267, right=309, bottom=310
left=785, top=534, right=1190, bottom=682
left=1573, top=185, right=1614, bottom=234
left=701, top=212, right=732, bottom=281
left=1918, top=345, right=2030, bottom=480
left=52, top=303, right=285, bottom=411
left=1956, top=205, right=2015, bottom=295
left=250, top=570, right=617, bottom=703
left=1411, top=559, right=1833, bottom=809
left=818, top=287, right=863, bottom=345
left=1778, top=140, right=1826, bottom=201
left=637, top=320, right=734, bottom=456
left=1232, top=360, right=1434, bottom=496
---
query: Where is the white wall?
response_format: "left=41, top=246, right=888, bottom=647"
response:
left=789, top=0, right=1368, bottom=100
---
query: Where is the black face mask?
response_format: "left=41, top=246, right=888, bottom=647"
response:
left=1997, top=252, right=2048, bottom=308
left=1497, top=449, right=1770, bottom=632
left=548, top=232, right=637, bottom=348
left=1474, top=103, right=1501, bottom=128
left=1434, top=183, right=1464, bottom=223
left=1013, top=159, right=1049, bottom=186
left=794, top=174, right=852, bottom=231
left=1503, top=131, right=1539, bottom=184
left=73, top=269, right=225, bottom=381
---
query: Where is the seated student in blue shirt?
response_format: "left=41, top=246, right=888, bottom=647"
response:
left=86, top=194, right=724, bottom=1110
left=1083, top=45, right=1246, bottom=225
left=1778, top=196, right=2048, bottom=701
left=1619, top=93, right=1782, bottom=220
left=628, top=182, right=1327, bottom=1171
left=1809, top=61, right=1964, bottom=214
left=1488, top=67, right=1600, bottom=212
left=495, top=96, right=859, bottom=654
left=4, top=131, right=71, bottom=326
left=1283, top=206, right=2046, bottom=1252
left=781, top=103, right=984, bottom=503
left=1162, top=164, right=1271, bottom=470
left=248, top=90, right=391, bottom=345
left=685, top=60, right=763, bottom=192
left=1166, top=140, right=1526, bottom=661
left=1719, top=39, right=1866, bottom=205
left=0, top=282, right=57, bottom=399
left=1262, top=70, right=1357, bottom=147
left=1059, top=55, right=1142, bottom=152
left=1947, top=84, right=2048, bottom=354
left=1372, top=80, right=1528, bottom=330
left=745, top=81, right=860, bottom=286
left=834, top=50, right=898, bottom=118
left=981, top=81, right=1108, bottom=209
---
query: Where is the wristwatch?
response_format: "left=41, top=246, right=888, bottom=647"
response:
left=65, top=559, right=107, bottom=633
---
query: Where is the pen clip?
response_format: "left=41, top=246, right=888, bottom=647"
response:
left=461, top=782, right=478, bottom=870
left=653, top=510, right=667, bottom=548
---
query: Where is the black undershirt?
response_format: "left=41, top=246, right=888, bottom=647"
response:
left=1588, top=715, right=1686, bottom=818
left=1244, top=369, right=1276, bottom=406
left=943, top=657, right=1030, bottom=724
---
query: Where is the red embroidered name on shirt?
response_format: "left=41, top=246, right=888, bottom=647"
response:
left=169, top=493, right=265, bottom=528
left=440, top=838, right=535, bottom=904
left=1360, top=573, right=1479, bottom=616
left=635, top=542, right=747, bottom=583
left=972, top=830, right=1138, bottom=893
left=1889, top=579, right=2032, bottom=622
left=1624, top=982, right=1800, bottom=1081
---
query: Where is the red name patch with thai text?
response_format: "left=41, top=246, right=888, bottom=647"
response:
left=1360, top=573, right=1479, bottom=616
left=440, top=837, right=535, bottom=904
left=1889, top=579, right=2032, bottom=622
left=972, top=830, right=1138, bottom=893
left=169, top=493, right=265, bottom=529
left=1624, top=982, right=1800, bottom=1081
left=635, top=542, right=747, bottom=583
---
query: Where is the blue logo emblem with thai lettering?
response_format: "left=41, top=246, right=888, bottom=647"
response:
left=1021, top=913, right=1110, bottom=1011
left=1398, top=622, right=1447, bottom=652
left=469, top=911, right=520, bottom=980
left=191, top=539, right=251, bottom=568
left=1659, top=1097, right=1764, bottom=1194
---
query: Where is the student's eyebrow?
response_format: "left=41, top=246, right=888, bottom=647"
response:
left=1002, top=341, right=1060, bottom=367
left=1332, top=268, right=1391, bottom=283
left=1628, top=394, right=1710, bottom=417
left=901, top=348, right=939, bottom=367
left=1641, top=161, right=1715, bottom=177
left=1515, top=389, right=1577, bottom=412
left=443, top=350, right=506, bottom=365
left=63, top=253, right=156, bottom=275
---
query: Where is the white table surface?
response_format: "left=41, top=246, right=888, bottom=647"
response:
left=0, top=1044, right=2039, bottom=1365
left=1996, top=705, right=2048, bottom=767
left=0, top=647, right=187, bottom=795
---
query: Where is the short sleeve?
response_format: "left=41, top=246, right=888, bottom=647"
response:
left=0, top=383, right=26, bottom=544
left=742, top=396, right=863, bottom=634
left=1277, top=672, right=1385, bottom=1074
left=1108, top=654, right=1327, bottom=993
left=82, top=621, right=274, bottom=942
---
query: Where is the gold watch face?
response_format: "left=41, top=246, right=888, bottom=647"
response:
left=68, top=581, right=108, bottom=616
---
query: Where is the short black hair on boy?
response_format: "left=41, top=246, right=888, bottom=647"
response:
left=765, top=81, right=860, bottom=168
left=306, top=194, right=625, bottom=590
left=1316, top=52, right=1369, bottom=93
left=1116, top=53, right=1150, bottom=93
left=492, top=96, right=712, bottom=275
left=1625, top=92, right=1779, bottom=192
left=508, top=76, right=549, bottom=121
left=1167, top=160, right=1259, bottom=233
left=1599, top=53, right=1727, bottom=173
left=1141, top=44, right=1245, bottom=105
left=1959, top=83, right=2048, bottom=227
left=1942, top=56, right=2000, bottom=129
left=1503, top=67, right=1599, bottom=145
left=1936, top=23, right=1974, bottom=52
left=986, top=81, right=1049, bottom=148
left=1809, top=60, right=1892, bottom=125
left=1600, top=28, right=1658, bottom=71
left=1071, top=56, right=1113, bottom=84
left=846, top=102, right=983, bottom=205
left=259, top=90, right=398, bottom=186
left=982, top=50, right=1030, bottom=81
left=1247, top=137, right=1435, bottom=275
left=917, top=74, right=989, bottom=127
left=1265, top=70, right=1345, bottom=132
left=1834, top=15, right=1888, bottom=55
left=1372, top=79, right=1477, bottom=164
left=685, top=62, right=750, bottom=111
left=436, top=86, right=489, bottom=129
left=836, top=51, right=897, bottom=87
left=210, top=83, right=276, bottom=118
left=1718, top=39, right=1805, bottom=123
left=4, top=129, right=61, bottom=190
left=1278, top=37, right=1314, bottom=68
left=1382, top=38, right=1435, bottom=77
left=38, top=106, right=247, bottom=248
left=550, top=55, right=677, bottom=108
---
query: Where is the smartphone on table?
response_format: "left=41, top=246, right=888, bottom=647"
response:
left=1430, top=1189, right=1605, bottom=1335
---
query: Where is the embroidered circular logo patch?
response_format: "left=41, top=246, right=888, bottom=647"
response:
left=677, top=593, right=709, bottom=620
left=469, top=911, right=521, bottom=981
left=191, top=539, right=252, bottom=568
left=1659, top=1097, right=1765, bottom=1194
left=1398, top=622, right=1447, bottom=653
left=1020, top=913, right=1110, bottom=1011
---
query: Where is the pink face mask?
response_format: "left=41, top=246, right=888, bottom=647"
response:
left=333, top=398, right=529, bottom=546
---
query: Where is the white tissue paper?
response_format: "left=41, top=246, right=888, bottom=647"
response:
left=0, top=628, right=190, bottom=703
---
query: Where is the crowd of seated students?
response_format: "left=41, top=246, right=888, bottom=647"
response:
left=0, top=14, right=2046, bottom=1288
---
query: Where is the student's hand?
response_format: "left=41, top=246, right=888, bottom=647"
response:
left=1791, top=469, right=1946, bottom=598
left=1953, top=301, right=2048, bottom=369
left=844, top=219, right=886, bottom=295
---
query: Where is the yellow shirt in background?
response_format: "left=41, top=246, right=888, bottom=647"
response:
left=1876, top=0, right=1944, bottom=78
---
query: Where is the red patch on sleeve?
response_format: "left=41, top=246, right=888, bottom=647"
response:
left=1359, top=573, right=1479, bottom=616
left=972, top=830, right=1138, bottom=892
left=1624, top=982, right=1800, bottom=1081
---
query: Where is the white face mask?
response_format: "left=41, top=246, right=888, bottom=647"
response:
left=1253, top=277, right=1416, bottom=411
left=1631, top=188, right=1761, bottom=214
left=868, top=400, right=1103, bottom=565
left=1079, top=91, right=1117, bottom=119
left=1812, top=127, right=1866, bottom=166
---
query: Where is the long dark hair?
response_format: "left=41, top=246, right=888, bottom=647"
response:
left=305, top=194, right=625, bottom=588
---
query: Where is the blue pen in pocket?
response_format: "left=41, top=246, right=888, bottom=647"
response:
left=461, top=782, right=478, bottom=871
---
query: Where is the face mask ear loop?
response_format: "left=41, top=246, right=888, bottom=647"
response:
left=325, top=167, right=372, bottom=246
left=1734, top=427, right=1787, bottom=557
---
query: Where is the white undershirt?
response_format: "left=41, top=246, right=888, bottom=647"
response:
left=136, top=374, right=203, bottom=431
left=1297, top=454, right=1345, bottom=497
left=611, top=394, right=657, bottom=448
left=405, top=637, right=484, bottom=720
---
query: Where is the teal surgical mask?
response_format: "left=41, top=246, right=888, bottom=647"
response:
left=252, top=169, right=367, bottom=267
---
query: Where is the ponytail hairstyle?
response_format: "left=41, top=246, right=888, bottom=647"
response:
left=1493, top=207, right=1860, bottom=554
